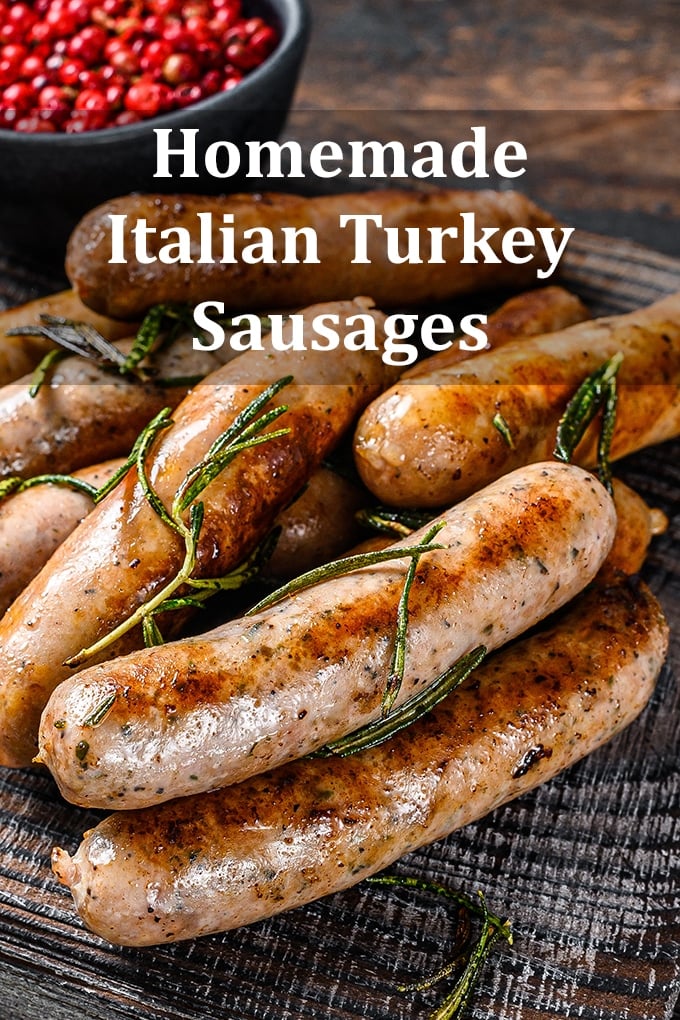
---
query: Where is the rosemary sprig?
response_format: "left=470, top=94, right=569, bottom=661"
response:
left=65, top=379, right=293, bottom=665
left=382, top=521, right=446, bottom=715
left=245, top=534, right=447, bottom=617
left=9, top=314, right=128, bottom=367
left=122, top=303, right=196, bottom=375
left=356, top=506, right=434, bottom=538
left=492, top=412, right=515, bottom=449
left=312, top=645, right=486, bottom=758
left=365, top=875, right=512, bottom=1020
left=0, top=472, right=98, bottom=503
left=553, top=352, right=623, bottom=493
left=28, top=348, right=69, bottom=397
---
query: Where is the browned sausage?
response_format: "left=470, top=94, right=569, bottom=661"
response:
left=0, top=333, right=231, bottom=480
left=404, top=285, right=590, bottom=378
left=0, top=289, right=136, bottom=385
left=66, top=190, right=558, bottom=319
left=51, top=577, right=668, bottom=946
left=264, top=467, right=368, bottom=580
left=0, top=300, right=395, bottom=768
left=38, top=461, right=616, bottom=808
left=354, top=291, right=680, bottom=506
left=0, top=459, right=124, bottom=617
left=348, top=477, right=666, bottom=579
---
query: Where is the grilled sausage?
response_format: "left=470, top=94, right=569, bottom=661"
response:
left=66, top=190, right=558, bottom=319
left=0, top=332, right=231, bottom=480
left=603, top=479, right=667, bottom=579
left=0, top=289, right=135, bottom=386
left=354, top=291, right=680, bottom=506
left=51, top=577, right=668, bottom=946
left=348, top=477, right=666, bottom=579
left=0, top=459, right=124, bottom=617
left=38, top=461, right=616, bottom=808
left=0, top=300, right=394, bottom=768
left=403, top=285, right=589, bottom=378
left=264, top=467, right=368, bottom=580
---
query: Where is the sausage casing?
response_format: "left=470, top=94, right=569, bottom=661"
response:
left=0, top=459, right=123, bottom=617
left=0, top=300, right=394, bottom=768
left=403, top=285, right=589, bottom=378
left=354, top=292, right=680, bottom=506
left=66, top=189, right=557, bottom=318
left=39, top=461, right=616, bottom=808
left=51, top=578, right=668, bottom=946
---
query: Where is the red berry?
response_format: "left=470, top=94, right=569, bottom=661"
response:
left=3, top=81, right=37, bottom=112
left=112, top=109, right=140, bottom=125
left=173, top=81, right=203, bottom=106
left=162, top=51, right=198, bottom=84
left=141, top=38, right=173, bottom=71
left=59, top=57, right=86, bottom=84
left=20, top=53, right=48, bottom=79
left=124, top=78, right=170, bottom=115
left=16, top=115, right=56, bottom=132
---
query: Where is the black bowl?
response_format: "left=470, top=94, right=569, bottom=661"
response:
left=0, top=0, right=310, bottom=268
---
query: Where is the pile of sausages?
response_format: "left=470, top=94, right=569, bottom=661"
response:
left=0, top=188, right=677, bottom=948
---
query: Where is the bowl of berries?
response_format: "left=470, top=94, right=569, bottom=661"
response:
left=0, top=0, right=309, bottom=265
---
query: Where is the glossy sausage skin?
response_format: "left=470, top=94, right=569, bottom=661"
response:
left=0, top=289, right=135, bottom=386
left=51, top=578, right=668, bottom=946
left=0, top=333, right=230, bottom=480
left=346, top=476, right=666, bottom=579
left=0, top=300, right=394, bottom=768
left=39, top=462, right=616, bottom=808
left=355, top=292, right=680, bottom=506
left=0, top=459, right=123, bottom=617
left=265, top=467, right=368, bottom=580
left=403, top=285, right=589, bottom=378
left=66, top=190, right=557, bottom=319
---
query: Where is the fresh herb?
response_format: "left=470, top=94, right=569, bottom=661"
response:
left=65, top=379, right=292, bottom=666
left=553, top=352, right=623, bottom=493
left=81, top=694, right=117, bottom=728
left=492, top=412, right=515, bottom=449
left=9, top=314, right=128, bottom=368
left=382, top=521, right=445, bottom=715
left=28, top=348, right=69, bottom=397
left=246, top=531, right=446, bottom=618
left=0, top=472, right=98, bottom=504
left=312, top=645, right=486, bottom=758
left=121, top=303, right=195, bottom=375
left=365, top=875, right=512, bottom=1020
left=356, top=506, right=434, bottom=538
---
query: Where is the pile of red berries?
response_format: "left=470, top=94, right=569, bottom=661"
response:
left=0, top=0, right=279, bottom=133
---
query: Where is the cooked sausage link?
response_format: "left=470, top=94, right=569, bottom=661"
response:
left=404, top=285, right=589, bottom=378
left=38, top=461, right=616, bottom=809
left=0, top=300, right=394, bottom=768
left=51, top=578, right=668, bottom=946
left=354, top=292, right=680, bottom=506
left=0, top=332, right=233, bottom=480
left=0, top=289, right=136, bottom=386
left=0, top=459, right=123, bottom=617
left=66, top=190, right=557, bottom=319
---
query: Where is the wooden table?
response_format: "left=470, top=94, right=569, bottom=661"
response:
left=0, top=3, right=678, bottom=1019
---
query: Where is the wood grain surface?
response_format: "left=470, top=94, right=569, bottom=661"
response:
left=0, top=0, right=678, bottom=1014
left=0, top=232, right=678, bottom=1020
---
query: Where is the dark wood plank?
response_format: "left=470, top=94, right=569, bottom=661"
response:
left=0, top=233, right=678, bottom=1020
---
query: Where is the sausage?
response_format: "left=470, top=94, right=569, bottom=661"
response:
left=0, top=300, right=394, bottom=768
left=66, top=190, right=558, bottom=319
left=602, top=479, right=667, bottom=579
left=403, top=285, right=590, bottom=378
left=348, top=477, right=666, bottom=579
left=264, top=467, right=368, bottom=580
left=0, top=459, right=124, bottom=617
left=0, top=331, right=232, bottom=480
left=51, top=577, right=668, bottom=946
left=0, top=289, right=136, bottom=386
left=354, top=291, right=680, bottom=506
left=38, top=461, right=616, bottom=808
